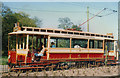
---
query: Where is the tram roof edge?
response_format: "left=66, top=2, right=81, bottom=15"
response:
left=8, top=31, right=116, bottom=41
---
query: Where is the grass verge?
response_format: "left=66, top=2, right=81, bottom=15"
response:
left=0, top=56, right=8, bottom=65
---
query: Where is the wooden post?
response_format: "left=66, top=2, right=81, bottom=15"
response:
left=19, top=36, right=21, bottom=49
left=114, top=41, right=116, bottom=57
left=16, top=35, right=18, bottom=50
left=47, top=36, right=50, bottom=60
left=70, top=38, right=72, bottom=59
left=87, top=39, right=89, bottom=49
left=25, top=35, right=29, bottom=63
left=32, top=35, right=33, bottom=52
left=26, top=35, right=29, bottom=49
left=16, top=35, right=18, bottom=63
left=48, top=36, right=50, bottom=48
left=23, top=37, right=25, bottom=49
left=103, top=40, right=105, bottom=51
left=87, top=39, right=89, bottom=59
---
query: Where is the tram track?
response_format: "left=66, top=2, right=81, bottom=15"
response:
left=8, top=60, right=119, bottom=73
left=2, top=64, right=120, bottom=77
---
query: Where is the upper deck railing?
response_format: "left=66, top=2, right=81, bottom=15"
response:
left=21, top=27, right=114, bottom=39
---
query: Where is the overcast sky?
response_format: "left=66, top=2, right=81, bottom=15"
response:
left=3, top=1, right=118, bottom=39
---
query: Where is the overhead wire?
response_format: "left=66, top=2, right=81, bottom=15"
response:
left=61, top=2, right=117, bottom=17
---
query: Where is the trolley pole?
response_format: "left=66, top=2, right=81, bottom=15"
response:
left=87, top=6, right=89, bottom=32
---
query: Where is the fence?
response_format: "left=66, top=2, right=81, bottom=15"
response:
left=0, top=65, right=9, bottom=73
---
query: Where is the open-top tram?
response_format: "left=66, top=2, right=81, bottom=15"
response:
left=8, top=24, right=118, bottom=70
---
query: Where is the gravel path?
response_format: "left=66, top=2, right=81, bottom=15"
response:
left=2, top=65, right=120, bottom=77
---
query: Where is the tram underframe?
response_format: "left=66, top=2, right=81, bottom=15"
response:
left=9, top=58, right=107, bottom=72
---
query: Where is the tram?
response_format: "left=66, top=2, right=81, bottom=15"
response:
left=8, top=23, right=118, bottom=70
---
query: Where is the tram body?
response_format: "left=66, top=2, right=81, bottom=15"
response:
left=8, top=25, right=118, bottom=68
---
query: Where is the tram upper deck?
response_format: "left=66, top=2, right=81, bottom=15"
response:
left=8, top=26, right=115, bottom=41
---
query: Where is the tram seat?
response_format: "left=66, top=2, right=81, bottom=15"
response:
left=33, top=48, right=48, bottom=61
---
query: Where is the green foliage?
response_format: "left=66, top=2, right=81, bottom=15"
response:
left=2, top=4, right=42, bottom=56
left=57, top=38, right=70, bottom=48
left=58, top=17, right=73, bottom=29
left=0, top=56, right=8, bottom=65
left=58, top=17, right=82, bottom=31
left=71, top=25, right=82, bottom=31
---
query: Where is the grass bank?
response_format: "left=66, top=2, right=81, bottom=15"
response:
left=0, top=56, right=8, bottom=65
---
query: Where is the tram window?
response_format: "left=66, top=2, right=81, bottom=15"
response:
left=21, top=37, right=23, bottom=49
left=89, top=40, right=103, bottom=49
left=98, top=40, right=103, bottom=49
left=62, top=31, right=67, bottom=34
left=47, top=30, right=53, bottom=33
left=50, top=37, right=70, bottom=48
left=29, top=36, right=33, bottom=49
left=17, top=35, right=27, bottom=49
left=55, top=31, right=60, bottom=33
left=18, top=38, right=20, bottom=49
left=68, top=32, right=73, bottom=34
left=89, top=40, right=94, bottom=48
left=91, top=34, right=95, bottom=36
left=27, top=28, right=32, bottom=31
left=41, top=29, right=46, bottom=32
left=86, top=33, right=90, bottom=36
left=34, top=29, right=39, bottom=32
left=80, top=33, right=84, bottom=35
left=107, top=41, right=114, bottom=50
left=24, top=37, right=26, bottom=49
left=74, top=32, right=79, bottom=35
left=104, top=36, right=107, bottom=38
left=96, top=35, right=99, bottom=37
left=41, top=38, right=48, bottom=48
left=72, top=39, right=88, bottom=48
left=50, top=38, right=56, bottom=47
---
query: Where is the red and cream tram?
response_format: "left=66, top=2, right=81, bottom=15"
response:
left=8, top=24, right=118, bottom=70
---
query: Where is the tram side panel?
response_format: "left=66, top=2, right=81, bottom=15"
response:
left=8, top=51, right=17, bottom=64
left=49, top=53, right=104, bottom=60
left=48, top=48, right=104, bottom=61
